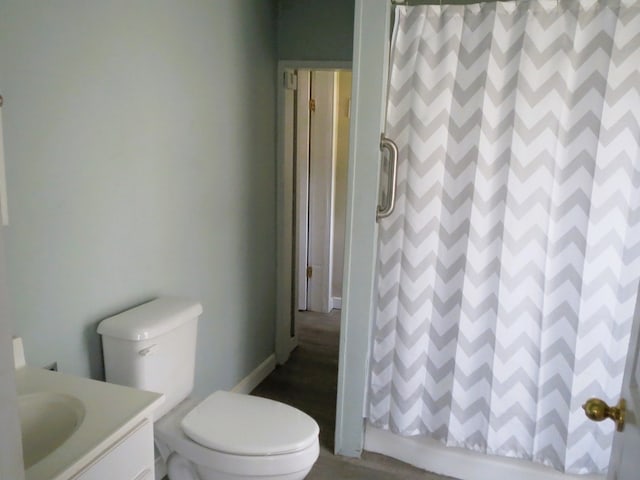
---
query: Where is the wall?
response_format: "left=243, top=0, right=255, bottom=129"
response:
left=277, top=0, right=355, bottom=62
left=331, top=71, right=351, bottom=301
left=0, top=229, right=23, bottom=479
left=0, top=0, right=277, bottom=396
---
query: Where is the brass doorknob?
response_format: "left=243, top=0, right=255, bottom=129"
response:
left=582, top=398, right=626, bottom=432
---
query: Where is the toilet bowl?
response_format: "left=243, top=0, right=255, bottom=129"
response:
left=97, top=297, right=320, bottom=480
left=155, top=394, right=319, bottom=480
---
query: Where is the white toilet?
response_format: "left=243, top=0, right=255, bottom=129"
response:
left=97, top=297, right=319, bottom=480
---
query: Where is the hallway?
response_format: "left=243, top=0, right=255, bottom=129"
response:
left=251, top=310, right=452, bottom=480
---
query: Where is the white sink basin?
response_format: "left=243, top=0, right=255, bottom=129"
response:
left=19, top=392, right=86, bottom=469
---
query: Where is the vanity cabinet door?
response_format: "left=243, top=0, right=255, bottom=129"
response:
left=73, top=419, right=154, bottom=480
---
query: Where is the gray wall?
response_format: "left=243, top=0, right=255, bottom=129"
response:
left=0, top=229, right=23, bottom=479
left=0, top=0, right=277, bottom=396
left=277, top=0, right=355, bottom=61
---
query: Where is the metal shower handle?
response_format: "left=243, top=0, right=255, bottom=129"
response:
left=377, top=135, right=399, bottom=221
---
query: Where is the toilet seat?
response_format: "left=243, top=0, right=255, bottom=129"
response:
left=155, top=393, right=320, bottom=478
left=181, top=391, right=319, bottom=456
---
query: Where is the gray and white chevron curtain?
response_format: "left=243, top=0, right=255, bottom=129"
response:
left=369, top=0, right=640, bottom=474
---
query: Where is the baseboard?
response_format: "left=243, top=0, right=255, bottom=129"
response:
left=231, top=354, right=277, bottom=394
left=288, top=334, right=298, bottom=356
left=364, top=425, right=604, bottom=480
left=155, top=455, right=167, bottom=480
left=332, top=296, right=342, bottom=309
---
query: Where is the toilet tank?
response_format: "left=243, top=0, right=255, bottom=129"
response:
left=97, top=297, right=203, bottom=419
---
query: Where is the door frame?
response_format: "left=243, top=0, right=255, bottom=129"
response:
left=276, top=60, right=351, bottom=365
left=276, top=1, right=390, bottom=457
left=333, top=0, right=391, bottom=457
left=296, top=70, right=311, bottom=312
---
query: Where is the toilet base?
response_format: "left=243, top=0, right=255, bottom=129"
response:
left=166, top=452, right=313, bottom=480
left=194, top=463, right=314, bottom=480
left=161, top=450, right=315, bottom=480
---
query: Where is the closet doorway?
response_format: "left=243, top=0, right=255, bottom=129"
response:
left=295, top=69, right=351, bottom=314
left=276, top=64, right=352, bottom=363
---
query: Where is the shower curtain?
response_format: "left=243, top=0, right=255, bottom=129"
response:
left=368, top=0, right=640, bottom=474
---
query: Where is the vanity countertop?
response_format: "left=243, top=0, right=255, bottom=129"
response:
left=15, top=366, right=163, bottom=480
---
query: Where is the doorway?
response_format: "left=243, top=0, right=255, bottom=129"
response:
left=295, top=69, right=351, bottom=315
left=276, top=62, right=352, bottom=365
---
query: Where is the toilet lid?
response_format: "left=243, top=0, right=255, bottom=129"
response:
left=181, top=391, right=319, bottom=456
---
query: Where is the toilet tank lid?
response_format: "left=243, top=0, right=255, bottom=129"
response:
left=97, top=297, right=203, bottom=341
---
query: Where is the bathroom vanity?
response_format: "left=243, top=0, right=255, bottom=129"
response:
left=14, top=340, right=163, bottom=480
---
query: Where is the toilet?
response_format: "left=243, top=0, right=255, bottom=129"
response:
left=97, top=297, right=319, bottom=480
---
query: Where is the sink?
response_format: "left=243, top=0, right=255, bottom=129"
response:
left=19, top=392, right=86, bottom=469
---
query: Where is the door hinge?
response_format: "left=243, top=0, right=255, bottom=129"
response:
left=306, top=266, right=313, bottom=278
left=309, top=98, right=316, bottom=112
left=283, top=71, right=298, bottom=90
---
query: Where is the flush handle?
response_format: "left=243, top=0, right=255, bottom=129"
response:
left=138, top=344, right=157, bottom=357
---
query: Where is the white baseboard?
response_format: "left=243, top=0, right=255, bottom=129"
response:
left=288, top=334, right=298, bottom=356
left=364, top=425, right=604, bottom=480
left=155, top=455, right=167, bottom=480
left=332, top=296, right=342, bottom=309
left=231, top=354, right=277, bottom=394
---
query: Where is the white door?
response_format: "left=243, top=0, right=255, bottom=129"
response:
left=295, top=70, right=311, bottom=312
left=606, top=290, right=640, bottom=480
left=306, top=71, right=335, bottom=313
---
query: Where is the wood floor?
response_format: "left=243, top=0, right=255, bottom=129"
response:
left=251, top=310, right=452, bottom=480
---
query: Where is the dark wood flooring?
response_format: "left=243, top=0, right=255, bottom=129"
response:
left=251, top=310, right=451, bottom=480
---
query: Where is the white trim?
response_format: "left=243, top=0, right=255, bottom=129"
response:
left=334, top=0, right=391, bottom=457
left=332, top=297, right=342, bottom=309
left=230, top=354, right=277, bottom=394
left=276, top=61, right=297, bottom=365
left=296, top=70, right=311, bottom=312
left=364, top=426, right=604, bottom=480
left=279, top=60, right=352, bottom=71
left=287, top=333, right=298, bottom=356
left=154, top=456, right=166, bottom=480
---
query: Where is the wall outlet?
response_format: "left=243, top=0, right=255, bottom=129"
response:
left=44, top=362, right=58, bottom=372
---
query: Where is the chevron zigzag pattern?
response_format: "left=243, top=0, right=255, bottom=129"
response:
left=368, top=0, right=640, bottom=474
